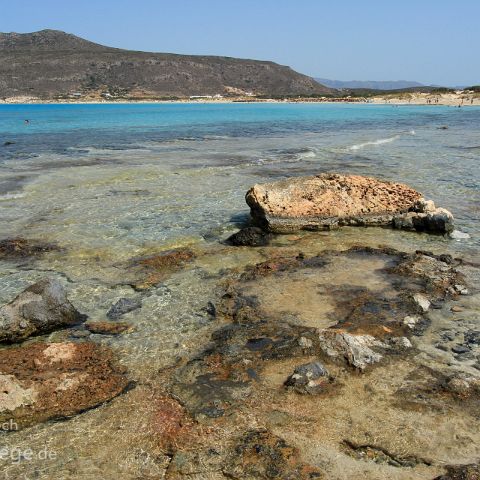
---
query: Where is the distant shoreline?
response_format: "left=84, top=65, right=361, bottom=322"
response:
left=1, top=92, right=479, bottom=107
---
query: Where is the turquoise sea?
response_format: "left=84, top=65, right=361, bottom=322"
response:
left=0, top=103, right=479, bottom=250
left=0, top=103, right=479, bottom=478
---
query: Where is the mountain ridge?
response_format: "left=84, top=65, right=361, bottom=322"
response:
left=0, top=30, right=334, bottom=99
left=315, top=78, right=425, bottom=90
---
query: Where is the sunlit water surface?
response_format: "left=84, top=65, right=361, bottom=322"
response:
left=0, top=103, right=479, bottom=478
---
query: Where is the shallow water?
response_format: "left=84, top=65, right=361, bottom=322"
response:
left=0, top=103, right=479, bottom=479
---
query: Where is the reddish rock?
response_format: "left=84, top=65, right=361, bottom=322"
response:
left=246, top=173, right=453, bottom=233
left=0, top=341, right=129, bottom=429
left=151, top=396, right=194, bottom=454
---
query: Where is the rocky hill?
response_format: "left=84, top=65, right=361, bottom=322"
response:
left=316, top=78, right=424, bottom=90
left=0, top=30, right=333, bottom=100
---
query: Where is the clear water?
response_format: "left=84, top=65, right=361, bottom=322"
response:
left=0, top=103, right=479, bottom=478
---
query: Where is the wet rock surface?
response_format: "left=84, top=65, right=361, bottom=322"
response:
left=226, top=226, right=273, bottom=247
left=0, top=278, right=86, bottom=343
left=246, top=173, right=454, bottom=234
left=393, top=201, right=455, bottom=234
left=0, top=341, right=130, bottom=429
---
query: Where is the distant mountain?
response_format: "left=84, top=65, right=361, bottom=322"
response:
left=315, top=78, right=425, bottom=90
left=0, top=30, right=334, bottom=99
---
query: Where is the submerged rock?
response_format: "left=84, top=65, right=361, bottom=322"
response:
left=318, top=330, right=384, bottom=371
left=226, top=227, right=272, bottom=247
left=245, top=173, right=453, bottom=234
left=129, top=248, right=195, bottom=290
left=0, top=237, right=59, bottom=260
left=0, top=278, right=86, bottom=343
left=85, top=321, right=134, bottom=335
left=223, top=429, right=323, bottom=479
left=106, top=297, right=142, bottom=319
left=285, top=361, right=329, bottom=394
left=413, top=293, right=431, bottom=313
left=0, top=342, right=129, bottom=429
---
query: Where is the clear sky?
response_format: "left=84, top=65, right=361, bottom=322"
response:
left=2, top=0, right=479, bottom=86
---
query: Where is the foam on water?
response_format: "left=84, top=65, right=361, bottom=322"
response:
left=348, top=129, right=416, bottom=151
left=0, top=192, right=25, bottom=200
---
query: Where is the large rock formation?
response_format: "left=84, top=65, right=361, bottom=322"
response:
left=246, top=173, right=454, bottom=233
left=0, top=278, right=86, bottom=343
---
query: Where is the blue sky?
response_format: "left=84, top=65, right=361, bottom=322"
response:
left=3, top=0, right=479, bottom=86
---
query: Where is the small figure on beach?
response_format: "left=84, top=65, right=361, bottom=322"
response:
left=24, top=119, right=30, bottom=125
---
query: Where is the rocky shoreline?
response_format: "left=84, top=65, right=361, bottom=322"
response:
left=0, top=173, right=478, bottom=479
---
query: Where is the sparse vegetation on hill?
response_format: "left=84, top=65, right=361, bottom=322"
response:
left=0, top=29, right=334, bottom=100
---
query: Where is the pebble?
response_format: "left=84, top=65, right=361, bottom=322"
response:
left=106, top=297, right=142, bottom=320
left=413, top=293, right=430, bottom=313
left=298, top=336, right=313, bottom=348
left=455, top=352, right=476, bottom=361
left=454, top=285, right=469, bottom=295
left=403, top=315, right=420, bottom=329
left=285, top=361, right=329, bottom=394
left=451, top=345, right=470, bottom=354
left=440, top=331, right=456, bottom=342
left=465, top=330, right=480, bottom=346
left=451, top=306, right=464, bottom=313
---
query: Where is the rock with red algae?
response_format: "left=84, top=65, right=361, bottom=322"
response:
left=0, top=237, right=60, bottom=260
left=246, top=173, right=453, bottom=233
left=0, top=341, right=129, bottom=429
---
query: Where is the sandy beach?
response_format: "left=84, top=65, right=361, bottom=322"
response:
left=371, top=91, right=480, bottom=106
left=1, top=91, right=479, bottom=106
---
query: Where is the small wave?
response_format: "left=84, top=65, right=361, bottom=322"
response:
left=450, top=230, right=471, bottom=240
left=448, top=145, right=480, bottom=151
left=348, top=131, right=415, bottom=151
left=349, top=135, right=400, bottom=150
left=0, top=192, right=25, bottom=200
